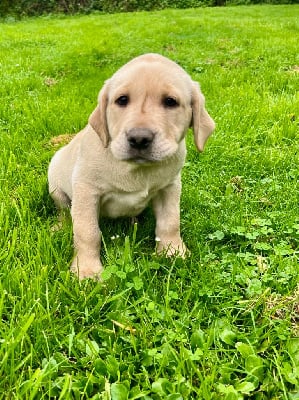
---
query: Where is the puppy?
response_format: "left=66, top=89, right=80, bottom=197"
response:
left=48, top=53, right=215, bottom=280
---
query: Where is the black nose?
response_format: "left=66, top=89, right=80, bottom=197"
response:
left=126, top=128, right=154, bottom=150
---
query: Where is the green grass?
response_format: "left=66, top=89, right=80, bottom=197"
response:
left=0, top=5, right=298, bottom=399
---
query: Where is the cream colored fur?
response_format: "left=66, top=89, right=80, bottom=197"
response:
left=48, top=53, right=215, bottom=280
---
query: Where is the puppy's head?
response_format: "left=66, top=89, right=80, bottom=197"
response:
left=89, top=53, right=215, bottom=163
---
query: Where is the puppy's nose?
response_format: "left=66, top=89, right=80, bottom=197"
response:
left=126, top=128, right=154, bottom=150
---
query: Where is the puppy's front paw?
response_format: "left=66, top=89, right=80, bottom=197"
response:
left=70, top=256, right=103, bottom=281
left=156, top=237, right=189, bottom=258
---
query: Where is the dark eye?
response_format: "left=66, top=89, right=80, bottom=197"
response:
left=163, top=96, right=179, bottom=108
left=115, top=95, right=129, bottom=107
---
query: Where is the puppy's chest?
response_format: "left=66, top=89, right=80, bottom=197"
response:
left=95, top=157, right=181, bottom=218
left=99, top=172, right=167, bottom=218
left=100, top=187, right=153, bottom=218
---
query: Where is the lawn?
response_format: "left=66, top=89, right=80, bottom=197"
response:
left=0, top=4, right=298, bottom=399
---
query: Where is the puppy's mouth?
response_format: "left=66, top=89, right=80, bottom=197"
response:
left=127, top=146, right=159, bottom=165
left=129, top=157, right=156, bottom=165
left=114, top=145, right=175, bottom=165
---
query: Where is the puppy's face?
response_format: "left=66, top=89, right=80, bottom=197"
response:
left=89, top=54, right=215, bottom=163
left=107, top=61, right=192, bottom=163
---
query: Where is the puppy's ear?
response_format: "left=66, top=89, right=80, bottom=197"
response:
left=191, top=82, right=215, bottom=152
left=88, top=80, right=110, bottom=147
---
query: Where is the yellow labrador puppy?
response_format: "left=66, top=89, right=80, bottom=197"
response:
left=48, top=53, right=215, bottom=280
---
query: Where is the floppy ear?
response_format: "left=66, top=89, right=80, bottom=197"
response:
left=191, top=82, right=215, bottom=152
left=88, top=80, right=110, bottom=147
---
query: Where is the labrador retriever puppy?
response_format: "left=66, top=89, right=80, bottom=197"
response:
left=48, top=53, right=215, bottom=280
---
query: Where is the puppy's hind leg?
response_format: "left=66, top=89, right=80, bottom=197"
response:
left=48, top=147, right=72, bottom=211
left=49, top=185, right=71, bottom=230
left=49, top=185, right=71, bottom=210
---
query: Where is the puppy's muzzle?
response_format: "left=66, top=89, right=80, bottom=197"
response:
left=126, top=128, right=154, bottom=150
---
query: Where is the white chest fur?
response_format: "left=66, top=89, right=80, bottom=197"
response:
left=100, top=187, right=153, bottom=218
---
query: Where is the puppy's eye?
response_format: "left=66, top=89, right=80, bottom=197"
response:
left=163, top=96, right=179, bottom=108
left=115, top=95, right=129, bottom=107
